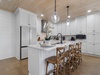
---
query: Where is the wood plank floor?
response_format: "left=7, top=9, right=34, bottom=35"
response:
left=0, top=55, right=100, bottom=75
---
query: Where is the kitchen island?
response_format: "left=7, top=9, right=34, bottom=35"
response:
left=28, top=41, right=77, bottom=75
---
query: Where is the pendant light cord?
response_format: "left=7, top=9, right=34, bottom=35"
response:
left=55, top=0, right=56, bottom=11
left=67, top=6, right=69, bottom=19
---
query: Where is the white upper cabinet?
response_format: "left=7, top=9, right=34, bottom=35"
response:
left=30, top=14, right=37, bottom=28
left=57, top=24, right=62, bottom=34
left=50, top=23, right=57, bottom=35
left=19, top=11, right=30, bottom=26
left=75, top=16, right=87, bottom=34
left=54, top=23, right=67, bottom=35
left=75, top=17, right=82, bottom=34
left=66, top=25, right=70, bottom=35
left=15, top=8, right=37, bottom=28
left=94, top=12, right=100, bottom=33
left=70, top=20, right=76, bottom=35
left=87, top=14, right=94, bottom=33
left=36, top=18, right=41, bottom=35
left=53, top=24, right=57, bottom=35
left=61, top=23, right=67, bottom=35
left=81, top=16, right=87, bottom=34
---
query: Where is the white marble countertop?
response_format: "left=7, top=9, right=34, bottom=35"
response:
left=28, top=41, right=78, bottom=51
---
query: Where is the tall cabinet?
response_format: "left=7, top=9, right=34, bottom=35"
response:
left=87, top=12, right=100, bottom=55
left=14, top=8, right=38, bottom=60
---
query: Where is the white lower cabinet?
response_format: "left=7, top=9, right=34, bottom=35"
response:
left=87, top=33, right=94, bottom=42
left=86, top=33, right=100, bottom=56
left=86, top=42, right=94, bottom=54
left=93, top=33, right=100, bottom=55
left=94, top=43, right=100, bottom=55
left=82, top=43, right=87, bottom=53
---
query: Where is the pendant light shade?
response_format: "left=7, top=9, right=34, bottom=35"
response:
left=66, top=6, right=70, bottom=26
left=51, top=0, right=60, bottom=23
left=51, top=11, right=60, bottom=23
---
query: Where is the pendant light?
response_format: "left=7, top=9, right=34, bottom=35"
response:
left=51, top=0, right=60, bottom=23
left=66, top=6, right=70, bottom=26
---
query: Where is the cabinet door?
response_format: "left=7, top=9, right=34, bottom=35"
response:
left=94, top=12, right=100, bottom=33
left=87, top=14, right=94, bottom=33
left=87, top=42, right=94, bottom=54
left=29, top=28, right=37, bottom=45
left=94, top=43, right=100, bottom=55
left=94, top=33, right=100, bottom=43
left=66, top=24, right=70, bottom=35
left=30, top=15, right=36, bottom=28
left=81, top=16, right=87, bottom=34
left=82, top=43, right=87, bottom=53
left=62, top=23, right=67, bottom=35
left=36, top=18, right=41, bottom=35
left=53, top=24, right=57, bottom=35
left=75, top=18, right=82, bottom=34
left=87, top=33, right=94, bottom=42
left=64, top=24, right=67, bottom=35
left=70, top=20, right=76, bottom=35
left=57, top=24, right=62, bottom=34
left=51, top=23, right=57, bottom=35
left=20, top=12, right=30, bottom=26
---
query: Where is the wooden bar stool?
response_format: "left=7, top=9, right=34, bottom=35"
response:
left=69, top=44, right=78, bottom=70
left=64, top=49, right=72, bottom=75
left=46, top=47, right=66, bottom=75
left=75, top=42, right=82, bottom=64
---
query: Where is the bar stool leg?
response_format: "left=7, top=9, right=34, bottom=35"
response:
left=53, top=64, right=56, bottom=75
left=46, top=61, right=49, bottom=75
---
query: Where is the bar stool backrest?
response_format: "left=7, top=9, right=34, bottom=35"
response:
left=56, top=47, right=65, bottom=63
left=76, top=42, right=82, bottom=53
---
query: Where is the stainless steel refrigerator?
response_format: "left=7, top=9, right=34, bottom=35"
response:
left=20, top=26, right=37, bottom=60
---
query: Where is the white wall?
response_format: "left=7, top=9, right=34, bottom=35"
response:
left=0, top=10, right=15, bottom=60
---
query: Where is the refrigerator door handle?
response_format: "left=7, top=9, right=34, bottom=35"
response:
left=21, top=46, right=28, bottom=48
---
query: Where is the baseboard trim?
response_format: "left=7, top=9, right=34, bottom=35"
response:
left=82, top=53, right=100, bottom=57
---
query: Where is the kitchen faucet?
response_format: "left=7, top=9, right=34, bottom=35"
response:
left=57, top=33, right=63, bottom=44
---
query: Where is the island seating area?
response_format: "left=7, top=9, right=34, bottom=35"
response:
left=28, top=42, right=82, bottom=75
left=46, top=42, right=82, bottom=75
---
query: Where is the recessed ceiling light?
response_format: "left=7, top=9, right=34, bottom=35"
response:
left=41, top=14, right=44, bottom=17
left=68, top=16, right=71, bottom=18
left=87, top=10, right=91, bottom=13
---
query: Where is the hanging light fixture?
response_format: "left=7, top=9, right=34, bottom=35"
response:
left=51, top=0, right=60, bottom=23
left=66, top=6, right=70, bottom=26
